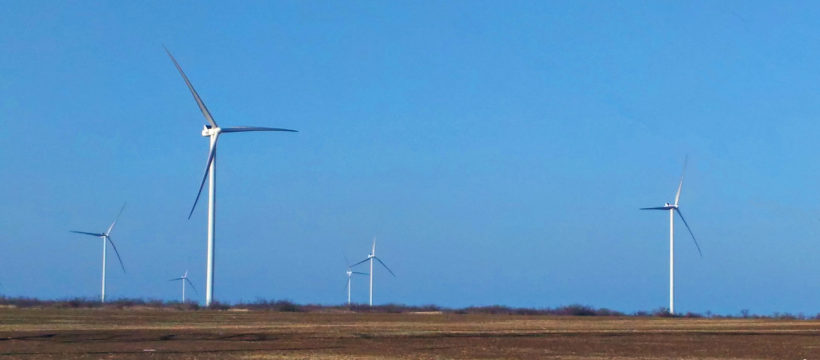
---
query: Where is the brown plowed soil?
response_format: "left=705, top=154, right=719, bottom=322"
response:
left=1, top=308, right=818, bottom=359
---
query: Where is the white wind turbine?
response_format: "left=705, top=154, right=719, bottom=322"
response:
left=169, top=270, right=197, bottom=303
left=165, top=47, right=297, bottom=306
left=351, top=239, right=395, bottom=306
left=640, top=156, right=703, bottom=315
left=344, top=257, right=368, bottom=305
left=70, top=203, right=127, bottom=303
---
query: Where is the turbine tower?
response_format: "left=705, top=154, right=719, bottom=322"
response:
left=169, top=270, right=197, bottom=303
left=352, top=238, right=395, bottom=306
left=70, top=203, right=127, bottom=303
left=640, top=156, right=702, bottom=315
left=165, top=47, right=297, bottom=306
left=344, top=258, right=368, bottom=305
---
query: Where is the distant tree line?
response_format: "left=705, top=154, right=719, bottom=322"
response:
left=0, top=296, right=816, bottom=319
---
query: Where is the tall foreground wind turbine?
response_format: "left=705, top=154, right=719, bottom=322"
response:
left=640, top=157, right=703, bottom=315
left=352, top=239, right=395, bottom=306
left=70, top=203, right=127, bottom=303
left=165, top=47, right=297, bottom=306
left=169, top=270, right=197, bottom=303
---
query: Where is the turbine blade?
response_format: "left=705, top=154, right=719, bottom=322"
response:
left=350, top=258, right=370, bottom=267
left=221, top=126, right=298, bottom=133
left=640, top=207, right=669, bottom=210
left=105, top=203, right=127, bottom=236
left=188, top=136, right=219, bottom=220
left=185, top=278, right=199, bottom=294
left=344, top=278, right=349, bottom=291
left=374, top=257, right=395, bottom=277
left=372, top=238, right=376, bottom=255
left=352, top=272, right=369, bottom=275
left=70, top=231, right=105, bottom=237
left=169, top=278, right=183, bottom=281
left=675, top=208, right=703, bottom=257
left=674, top=156, right=688, bottom=206
left=163, top=46, right=218, bottom=128
left=106, top=237, right=126, bottom=273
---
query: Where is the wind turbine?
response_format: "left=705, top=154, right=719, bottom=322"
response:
left=344, top=257, right=368, bottom=305
left=640, top=156, right=703, bottom=315
left=165, top=47, right=297, bottom=306
left=70, top=203, right=127, bottom=303
left=352, top=238, right=395, bottom=306
left=169, top=270, right=197, bottom=303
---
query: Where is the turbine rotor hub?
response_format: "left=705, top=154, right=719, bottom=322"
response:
left=202, top=125, right=221, bottom=137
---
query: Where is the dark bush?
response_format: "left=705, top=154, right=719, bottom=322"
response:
left=554, top=304, right=597, bottom=316
left=651, top=308, right=677, bottom=317
left=207, top=301, right=231, bottom=310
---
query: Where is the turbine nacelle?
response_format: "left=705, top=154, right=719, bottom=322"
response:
left=202, top=125, right=220, bottom=137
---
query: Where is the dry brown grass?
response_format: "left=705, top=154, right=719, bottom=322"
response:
left=0, top=308, right=818, bottom=359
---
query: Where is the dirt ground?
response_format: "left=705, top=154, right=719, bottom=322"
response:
left=0, top=308, right=818, bottom=359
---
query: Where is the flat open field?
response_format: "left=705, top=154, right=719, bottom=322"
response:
left=1, top=308, right=818, bottom=359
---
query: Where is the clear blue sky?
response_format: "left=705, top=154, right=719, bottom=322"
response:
left=1, top=1, right=819, bottom=315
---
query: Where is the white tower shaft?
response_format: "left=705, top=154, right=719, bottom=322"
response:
left=669, top=208, right=675, bottom=315
left=182, top=278, right=186, bottom=303
left=205, top=134, right=217, bottom=306
left=347, top=276, right=351, bottom=305
left=101, top=237, right=106, bottom=303
left=369, top=258, right=374, bottom=306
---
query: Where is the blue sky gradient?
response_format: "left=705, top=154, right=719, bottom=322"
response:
left=1, top=1, right=819, bottom=315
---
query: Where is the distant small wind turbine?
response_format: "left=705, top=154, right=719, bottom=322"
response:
left=352, top=238, right=395, bottom=306
left=344, top=257, right=368, bottom=305
left=70, top=203, right=127, bottom=303
left=169, top=270, right=197, bottom=303
left=164, top=47, right=297, bottom=306
left=640, top=156, right=703, bottom=315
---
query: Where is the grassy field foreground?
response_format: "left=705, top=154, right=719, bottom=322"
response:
left=1, top=307, right=818, bottom=359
